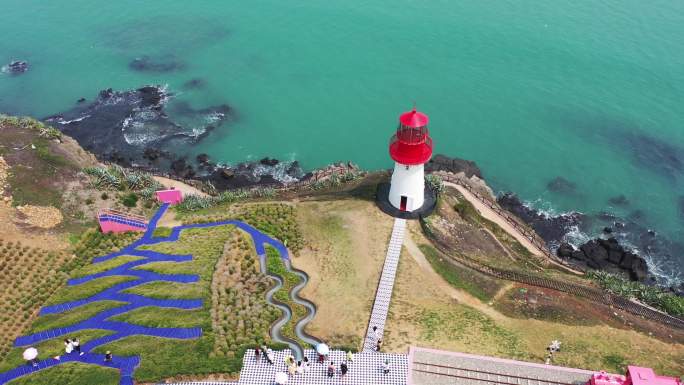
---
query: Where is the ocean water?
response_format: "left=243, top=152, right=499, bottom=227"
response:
left=1, top=1, right=683, bottom=282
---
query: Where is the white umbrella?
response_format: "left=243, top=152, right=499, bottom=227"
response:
left=274, top=371, right=288, bottom=384
left=316, top=343, right=329, bottom=355
left=23, top=347, right=38, bottom=361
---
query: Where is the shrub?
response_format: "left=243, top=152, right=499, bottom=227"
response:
left=101, top=192, right=109, bottom=200
left=120, top=193, right=138, bottom=208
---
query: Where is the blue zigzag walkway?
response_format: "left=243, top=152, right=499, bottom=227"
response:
left=0, top=203, right=290, bottom=385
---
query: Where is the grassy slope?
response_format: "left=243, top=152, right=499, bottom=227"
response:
left=7, top=362, right=119, bottom=385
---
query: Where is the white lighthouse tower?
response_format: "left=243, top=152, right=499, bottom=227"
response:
left=388, top=107, right=434, bottom=212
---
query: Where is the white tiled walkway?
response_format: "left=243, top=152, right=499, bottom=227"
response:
left=363, top=218, right=406, bottom=352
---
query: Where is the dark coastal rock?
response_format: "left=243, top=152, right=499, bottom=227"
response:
left=557, top=238, right=650, bottom=282
left=206, top=158, right=304, bottom=190
left=44, top=85, right=231, bottom=172
left=143, top=147, right=165, bottom=161
left=129, top=55, right=185, bottom=73
left=182, top=78, right=206, bottom=90
left=497, top=192, right=584, bottom=244
left=260, top=157, right=279, bottom=166
left=608, top=195, right=629, bottom=206
left=196, top=153, right=210, bottom=164
left=77, top=98, right=86, bottom=103
left=425, top=154, right=482, bottom=179
left=171, top=158, right=195, bottom=178
left=3, top=60, right=29, bottom=74
left=603, top=227, right=613, bottom=234
left=547, top=177, right=576, bottom=194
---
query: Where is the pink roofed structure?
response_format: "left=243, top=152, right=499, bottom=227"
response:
left=589, top=367, right=682, bottom=385
left=154, top=188, right=183, bottom=205
left=97, top=209, right=148, bottom=233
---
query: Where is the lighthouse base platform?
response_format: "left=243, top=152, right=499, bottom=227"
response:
left=375, top=182, right=436, bottom=219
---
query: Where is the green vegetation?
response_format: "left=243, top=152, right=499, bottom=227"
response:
left=415, top=306, right=527, bottom=359
left=110, top=307, right=206, bottom=328
left=82, top=165, right=162, bottom=202
left=588, top=271, right=684, bottom=316
left=71, top=255, right=143, bottom=278
left=46, top=276, right=136, bottom=305
left=265, top=246, right=310, bottom=348
left=602, top=353, right=628, bottom=374
left=7, top=362, right=120, bottom=385
left=211, top=231, right=280, bottom=357
left=308, top=169, right=362, bottom=191
left=152, top=226, right=173, bottom=238
left=0, top=115, right=61, bottom=140
left=425, top=174, right=444, bottom=194
left=120, top=192, right=138, bottom=207
left=124, top=281, right=203, bottom=299
left=176, top=188, right=276, bottom=212
left=71, top=229, right=141, bottom=268
left=184, top=203, right=304, bottom=255
left=29, top=301, right=124, bottom=333
left=135, top=261, right=194, bottom=275
left=419, top=243, right=502, bottom=302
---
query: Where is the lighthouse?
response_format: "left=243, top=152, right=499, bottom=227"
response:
left=388, top=107, right=433, bottom=212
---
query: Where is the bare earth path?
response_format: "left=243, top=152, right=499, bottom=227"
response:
left=444, top=181, right=543, bottom=257
left=153, top=176, right=209, bottom=197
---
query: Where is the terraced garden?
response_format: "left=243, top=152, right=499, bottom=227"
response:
left=0, top=203, right=310, bottom=385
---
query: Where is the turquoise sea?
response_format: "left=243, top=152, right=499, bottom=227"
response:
left=1, top=1, right=683, bottom=283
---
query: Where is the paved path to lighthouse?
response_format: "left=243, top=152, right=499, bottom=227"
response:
left=363, top=218, right=406, bottom=352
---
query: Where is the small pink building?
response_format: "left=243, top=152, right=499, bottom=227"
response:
left=155, top=188, right=183, bottom=205
left=98, top=209, right=148, bottom=233
left=589, top=367, right=682, bottom=385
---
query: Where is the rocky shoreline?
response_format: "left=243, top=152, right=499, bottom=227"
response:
left=44, top=85, right=306, bottom=190
left=496, top=191, right=683, bottom=295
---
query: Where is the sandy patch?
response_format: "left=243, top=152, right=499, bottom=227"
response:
left=15, top=205, right=63, bottom=228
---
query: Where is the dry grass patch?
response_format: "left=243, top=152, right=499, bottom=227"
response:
left=293, top=199, right=393, bottom=350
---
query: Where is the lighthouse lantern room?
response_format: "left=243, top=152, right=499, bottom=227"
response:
left=388, top=107, right=433, bottom=212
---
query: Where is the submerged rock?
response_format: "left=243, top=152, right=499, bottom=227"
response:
left=547, top=176, right=577, bottom=194
left=129, top=55, right=185, bottom=73
left=3, top=60, right=29, bottom=74
left=608, top=194, right=629, bottom=206
left=182, top=78, right=206, bottom=90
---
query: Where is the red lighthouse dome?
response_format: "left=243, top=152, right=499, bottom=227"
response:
left=389, top=108, right=433, bottom=165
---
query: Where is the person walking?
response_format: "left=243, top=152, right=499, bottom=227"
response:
left=284, top=354, right=295, bottom=366
left=254, top=346, right=261, bottom=363
left=303, top=356, right=310, bottom=373
left=382, top=359, right=391, bottom=375
left=296, top=360, right=304, bottom=375
left=288, top=362, right=296, bottom=376
left=375, top=339, right=383, bottom=352
left=340, top=362, right=348, bottom=379
left=327, top=361, right=335, bottom=378
left=64, top=339, right=74, bottom=355
left=73, top=338, right=83, bottom=356
left=372, top=325, right=380, bottom=341
left=266, top=348, right=275, bottom=365
left=346, top=350, right=354, bottom=362
left=104, top=351, right=113, bottom=362
left=318, top=353, right=325, bottom=363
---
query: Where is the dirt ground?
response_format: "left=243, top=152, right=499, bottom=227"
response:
left=292, top=198, right=394, bottom=349
left=383, top=223, right=684, bottom=375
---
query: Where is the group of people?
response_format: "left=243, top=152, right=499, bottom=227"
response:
left=24, top=337, right=115, bottom=367
left=255, top=345, right=358, bottom=379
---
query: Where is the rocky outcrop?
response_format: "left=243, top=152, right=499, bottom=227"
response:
left=3, top=61, right=29, bottom=74
left=425, top=154, right=482, bottom=179
left=44, top=85, right=230, bottom=170
left=497, top=192, right=584, bottom=244
left=557, top=238, right=649, bottom=282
